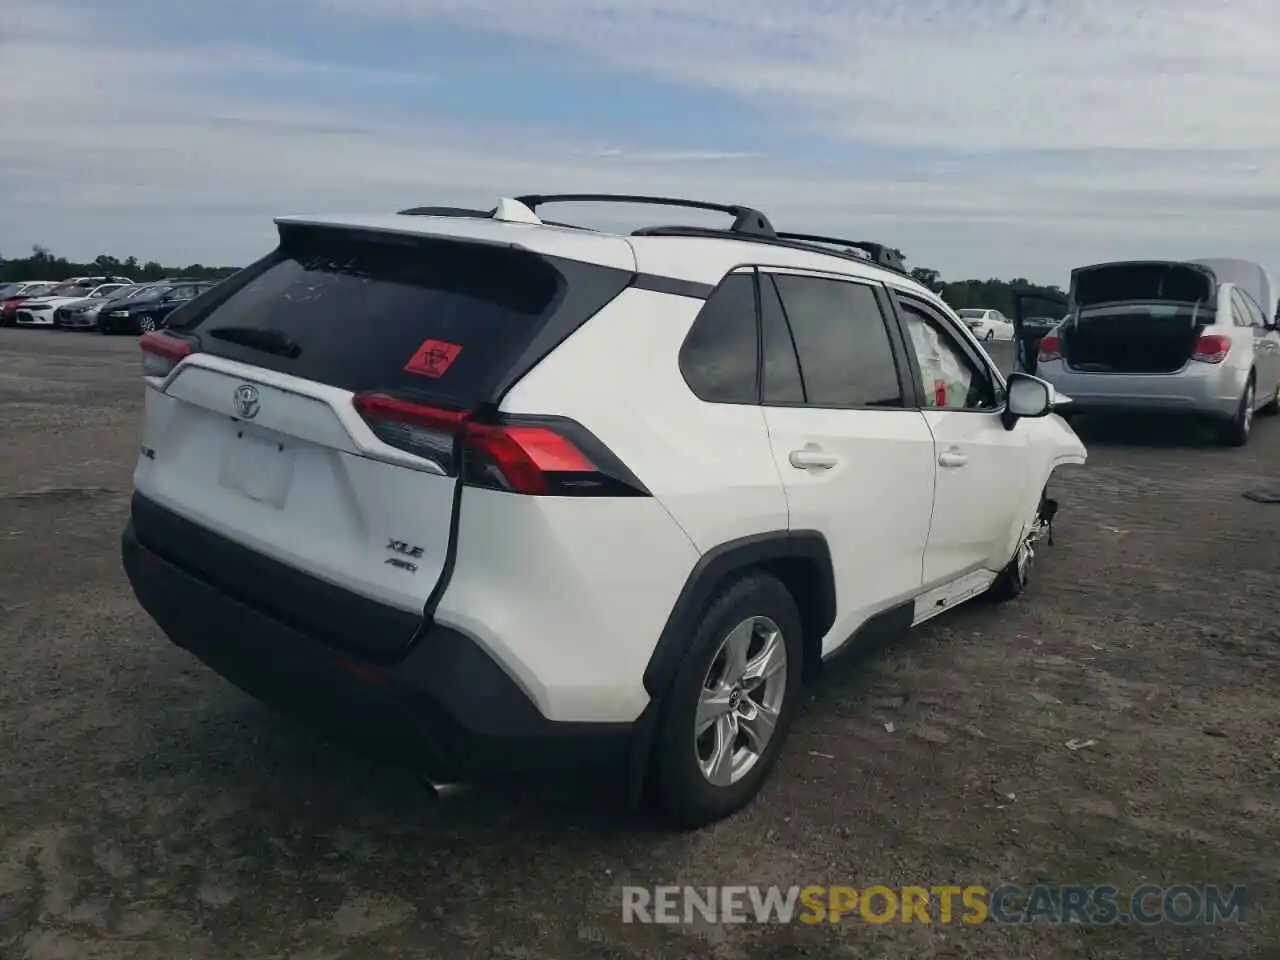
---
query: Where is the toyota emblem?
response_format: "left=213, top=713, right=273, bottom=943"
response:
left=233, top=384, right=261, bottom=419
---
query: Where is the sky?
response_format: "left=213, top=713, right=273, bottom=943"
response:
left=2, top=0, right=1280, bottom=285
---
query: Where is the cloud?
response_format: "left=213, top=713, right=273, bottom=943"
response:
left=3, top=0, right=1280, bottom=283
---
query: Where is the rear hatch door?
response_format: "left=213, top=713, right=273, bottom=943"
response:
left=133, top=221, right=632, bottom=658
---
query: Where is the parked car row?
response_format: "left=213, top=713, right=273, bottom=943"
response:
left=0, top=277, right=219, bottom=334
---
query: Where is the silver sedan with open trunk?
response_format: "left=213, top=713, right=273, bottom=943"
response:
left=1016, top=258, right=1280, bottom=446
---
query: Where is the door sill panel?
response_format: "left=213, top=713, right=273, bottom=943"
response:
left=910, top=569, right=996, bottom=626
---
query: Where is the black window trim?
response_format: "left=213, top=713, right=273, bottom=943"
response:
left=756, top=266, right=919, bottom=413
left=887, top=289, right=1007, bottom=415
left=758, top=271, right=806, bottom=404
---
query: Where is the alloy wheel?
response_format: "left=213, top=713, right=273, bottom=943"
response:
left=695, top=616, right=788, bottom=787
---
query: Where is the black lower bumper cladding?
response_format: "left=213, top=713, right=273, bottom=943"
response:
left=121, top=494, right=632, bottom=780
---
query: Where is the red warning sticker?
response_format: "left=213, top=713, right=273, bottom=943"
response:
left=404, top=339, right=463, bottom=378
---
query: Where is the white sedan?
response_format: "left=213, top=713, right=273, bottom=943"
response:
left=957, top=308, right=1015, bottom=341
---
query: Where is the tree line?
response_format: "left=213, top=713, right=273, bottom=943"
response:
left=2, top=245, right=1065, bottom=315
left=0, top=247, right=239, bottom=284
left=907, top=267, right=1064, bottom=316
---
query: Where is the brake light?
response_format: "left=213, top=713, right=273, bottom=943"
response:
left=139, top=331, right=194, bottom=377
left=1037, top=333, right=1062, bottom=362
left=352, top=392, right=647, bottom=496
left=1191, top=332, right=1231, bottom=364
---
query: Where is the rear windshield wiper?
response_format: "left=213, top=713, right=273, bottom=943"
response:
left=207, top=326, right=301, bottom=358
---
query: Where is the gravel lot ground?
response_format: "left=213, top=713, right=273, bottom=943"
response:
left=1, top=329, right=1277, bottom=959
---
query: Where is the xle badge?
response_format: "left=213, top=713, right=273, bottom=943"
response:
left=384, top=538, right=424, bottom=573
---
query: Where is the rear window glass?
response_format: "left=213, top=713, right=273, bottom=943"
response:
left=172, top=229, right=565, bottom=402
left=49, top=283, right=89, bottom=297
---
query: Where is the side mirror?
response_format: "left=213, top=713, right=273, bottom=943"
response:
left=1002, top=372, right=1053, bottom=430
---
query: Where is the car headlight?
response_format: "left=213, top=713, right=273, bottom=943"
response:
left=107, top=310, right=129, bottom=318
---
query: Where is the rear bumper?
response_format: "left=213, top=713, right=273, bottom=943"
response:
left=15, top=310, right=55, bottom=326
left=121, top=499, right=634, bottom=780
left=98, top=313, right=137, bottom=333
left=55, top=310, right=98, bottom=329
left=1039, top=361, right=1243, bottom=419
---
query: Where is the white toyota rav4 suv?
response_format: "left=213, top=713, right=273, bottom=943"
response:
left=121, top=194, right=1087, bottom=827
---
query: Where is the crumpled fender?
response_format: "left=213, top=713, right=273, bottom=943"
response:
left=996, top=407, right=1088, bottom=565
left=1044, top=392, right=1088, bottom=469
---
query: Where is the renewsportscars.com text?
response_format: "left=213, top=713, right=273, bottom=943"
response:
left=621, top=884, right=1248, bottom=925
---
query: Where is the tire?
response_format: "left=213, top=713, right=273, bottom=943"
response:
left=649, top=573, right=804, bottom=829
left=137, top=314, right=157, bottom=334
left=1217, top=375, right=1255, bottom=447
left=1259, top=382, right=1280, bottom=416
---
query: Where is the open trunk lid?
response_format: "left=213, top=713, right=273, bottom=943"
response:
left=1063, top=261, right=1216, bottom=374
left=131, top=221, right=633, bottom=658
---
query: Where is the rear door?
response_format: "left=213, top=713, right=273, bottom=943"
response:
left=758, top=269, right=936, bottom=652
left=134, top=224, right=628, bottom=657
left=1011, top=289, right=1068, bottom=374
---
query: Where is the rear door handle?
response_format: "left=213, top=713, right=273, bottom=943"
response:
left=789, top=447, right=839, bottom=470
left=938, top=451, right=968, bottom=468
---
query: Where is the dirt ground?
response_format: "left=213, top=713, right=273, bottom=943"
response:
left=0, top=328, right=1277, bottom=960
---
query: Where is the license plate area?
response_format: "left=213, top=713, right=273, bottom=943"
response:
left=218, top=426, right=296, bottom=508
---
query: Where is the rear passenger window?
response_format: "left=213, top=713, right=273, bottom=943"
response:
left=760, top=275, right=804, bottom=403
left=1230, top=290, right=1253, bottom=327
left=1238, top=289, right=1266, bottom=328
left=770, top=275, right=902, bottom=408
left=679, top=273, right=759, bottom=404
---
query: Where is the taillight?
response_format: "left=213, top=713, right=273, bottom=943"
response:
left=1037, top=333, right=1062, bottom=362
left=1191, top=332, right=1231, bottom=364
left=139, top=331, right=194, bottom=377
left=352, top=392, right=648, bottom=497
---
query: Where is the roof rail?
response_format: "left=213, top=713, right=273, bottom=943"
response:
left=774, top=232, right=907, bottom=274
left=514, top=193, right=776, bottom=238
left=393, top=196, right=908, bottom=275
left=632, top=225, right=908, bottom=275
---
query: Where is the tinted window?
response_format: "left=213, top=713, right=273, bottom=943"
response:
left=771, top=275, right=902, bottom=408
left=760, top=275, right=804, bottom=403
left=679, top=273, right=759, bottom=404
left=172, top=227, right=576, bottom=403
left=898, top=298, right=997, bottom=410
